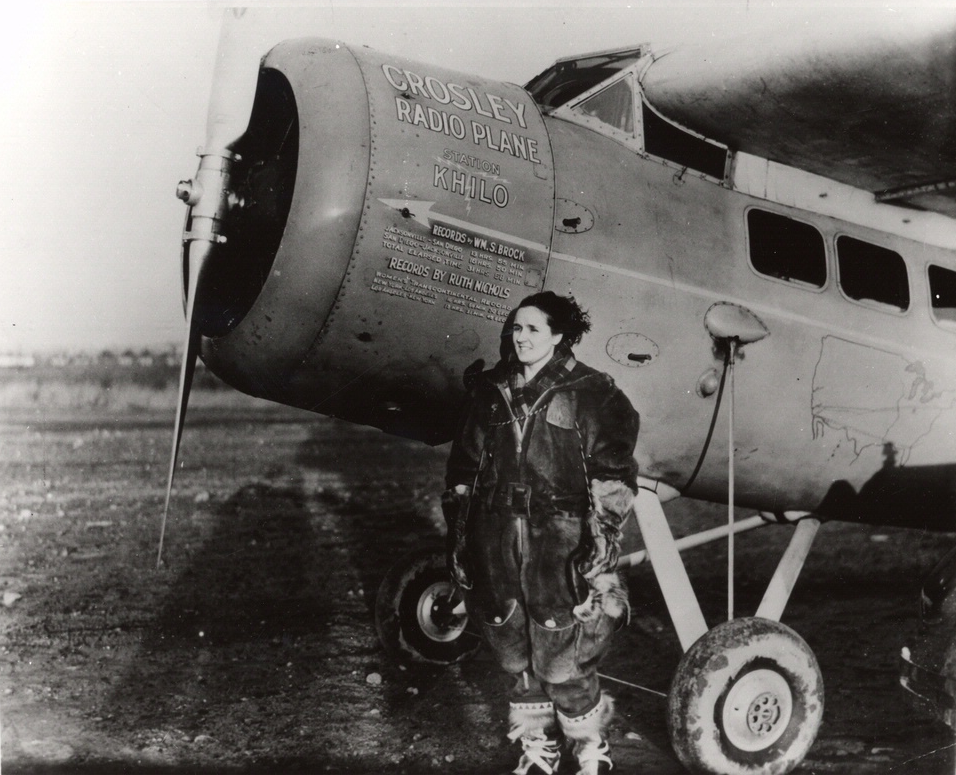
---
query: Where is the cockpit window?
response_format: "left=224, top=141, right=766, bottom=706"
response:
left=525, top=48, right=643, bottom=112
left=528, top=45, right=729, bottom=183
left=575, top=78, right=635, bottom=134
left=642, top=101, right=729, bottom=181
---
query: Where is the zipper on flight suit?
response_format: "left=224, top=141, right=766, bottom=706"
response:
left=494, top=383, right=561, bottom=561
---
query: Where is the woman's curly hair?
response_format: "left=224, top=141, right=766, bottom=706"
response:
left=517, top=291, right=592, bottom=348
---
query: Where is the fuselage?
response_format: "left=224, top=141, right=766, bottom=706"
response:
left=188, top=39, right=956, bottom=530
left=545, top=113, right=956, bottom=528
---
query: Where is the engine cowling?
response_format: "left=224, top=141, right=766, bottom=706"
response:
left=187, top=39, right=555, bottom=442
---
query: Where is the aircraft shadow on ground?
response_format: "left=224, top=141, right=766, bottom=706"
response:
left=86, top=419, right=505, bottom=774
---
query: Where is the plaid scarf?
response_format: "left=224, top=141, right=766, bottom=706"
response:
left=507, top=343, right=576, bottom=425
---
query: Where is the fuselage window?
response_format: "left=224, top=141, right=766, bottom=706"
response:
left=836, top=236, right=909, bottom=312
left=577, top=78, right=634, bottom=134
left=747, top=209, right=826, bottom=288
left=928, top=264, right=956, bottom=326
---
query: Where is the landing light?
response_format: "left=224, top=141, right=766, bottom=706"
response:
left=697, top=368, right=720, bottom=397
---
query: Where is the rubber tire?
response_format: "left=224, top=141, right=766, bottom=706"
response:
left=374, top=545, right=482, bottom=665
left=667, top=617, right=824, bottom=775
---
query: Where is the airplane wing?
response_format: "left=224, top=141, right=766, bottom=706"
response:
left=638, top=9, right=956, bottom=217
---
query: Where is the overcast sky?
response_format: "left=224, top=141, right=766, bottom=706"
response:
left=0, top=1, right=928, bottom=353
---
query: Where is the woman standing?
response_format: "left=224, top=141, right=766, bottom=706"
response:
left=443, top=292, right=639, bottom=775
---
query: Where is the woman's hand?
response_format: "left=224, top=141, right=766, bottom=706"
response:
left=441, top=485, right=473, bottom=589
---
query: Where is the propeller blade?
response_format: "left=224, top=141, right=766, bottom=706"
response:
left=157, top=7, right=257, bottom=567
left=205, top=7, right=260, bottom=155
left=157, top=245, right=208, bottom=568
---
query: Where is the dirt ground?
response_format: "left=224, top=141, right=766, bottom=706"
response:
left=2, top=399, right=955, bottom=774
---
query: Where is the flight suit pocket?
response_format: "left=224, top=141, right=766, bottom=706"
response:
left=573, top=609, right=616, bottom=670
left=528, top=609, right=579, bottom=683
left=477, top=599, right=528, bottom=674
left=545, top=393, right=576, bottom=429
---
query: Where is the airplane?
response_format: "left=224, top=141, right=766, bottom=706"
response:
left=160, top=8, right=956, bottom=774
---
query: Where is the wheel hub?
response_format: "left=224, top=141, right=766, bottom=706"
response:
left=722, top=668, right=794, bottom=752
left=747, top=691, right=783, bottom=733
left=416, top=581, right=467, bottom=642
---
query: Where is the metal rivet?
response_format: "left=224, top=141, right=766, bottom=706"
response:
left=494, top=616, right=502, bottom=624
left=545, top=619, right=556, bottom=628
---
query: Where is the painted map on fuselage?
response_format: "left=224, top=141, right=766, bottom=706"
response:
left=811, top=335, right=956, bottom=465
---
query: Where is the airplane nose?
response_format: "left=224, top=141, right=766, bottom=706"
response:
left=193, top=40, right=371, bottom=390
left=174, top=36, right=554, bottom=442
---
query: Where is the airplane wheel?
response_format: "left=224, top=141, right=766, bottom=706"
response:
left=667, top=617, right=823, bottom=775
left=374, top=546, right=481, bottom=665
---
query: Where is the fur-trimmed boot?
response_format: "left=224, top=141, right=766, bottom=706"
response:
left=507, top=701, right=561, bottom=775
left=557, top=693, right=615, bottom=775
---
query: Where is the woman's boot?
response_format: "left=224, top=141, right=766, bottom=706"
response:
left=507, top=701, right=561, bottom=775
left=557, top=693, right=614, bottom=775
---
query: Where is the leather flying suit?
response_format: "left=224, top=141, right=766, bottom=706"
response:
left=445, top=357, right=639, bottom=703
